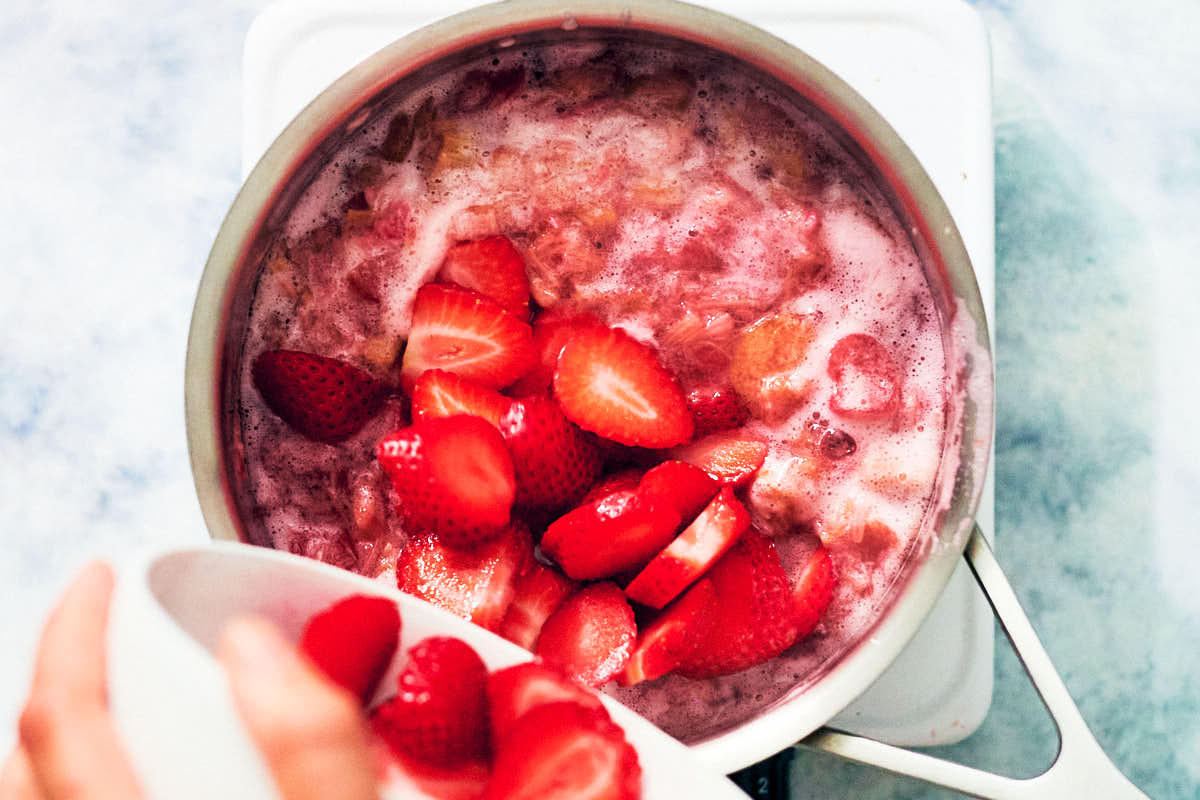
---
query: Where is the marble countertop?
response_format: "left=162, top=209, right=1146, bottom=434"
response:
left=1, top=1, right=1196, bottom=797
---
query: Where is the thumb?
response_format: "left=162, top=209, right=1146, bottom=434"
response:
left=219, top=617, right=379, bottom=800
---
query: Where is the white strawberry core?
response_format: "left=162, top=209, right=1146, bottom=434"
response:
left=590, top=364, right=659, bottom=421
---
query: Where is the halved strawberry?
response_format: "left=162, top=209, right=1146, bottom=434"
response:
left=382, top=752, right=491, bottom=800
left=437, top=236, right=531, bottom=321
left=793, top=547, right=836, bottom=638
left=624, top=486, right=749, bottom=609
left=499, top=394, right=602, bottom=510
left=675, top=529, right=801, bottom=679
left=298, top=594, right=400, bottom=704
left=534, top=583, right=637, bottom=688
left=497, top=562, right=577, bottom=650
left=541, top=490, right=682, bottom=581
left=686, top=385, right=749, bottom=438
left=670, top=431, right=768, bottom=487
left=378, top=415, right=515, bottom=546
left=401, top=283, right=536, bottom=390
left=370, top=636, right=490, bottom=766
left=553, top=326, right=693, bottom=448
left=637, top=460, right=720, bottom=522
left=827, top=333, right=900, bottom=418
left=483, top=701, right=640, bottom=800
left=618, top=578, right=716, bottom=686
left=487, top=662, right=606, bottom=745
left=579, top=468, right=645, bottom=506
left=508, top=309, right=605, bottom=396
left=252, top=349, right=389, bottom=443
left=410, top=369, right=510, bottom=427
left=395, top=523, right=532, bottom=631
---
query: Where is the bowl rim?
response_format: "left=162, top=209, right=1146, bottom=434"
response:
left=185, top=0, right=994, bottom=774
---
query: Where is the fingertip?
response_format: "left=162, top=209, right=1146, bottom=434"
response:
left=219, top=616, right=294, bottom=679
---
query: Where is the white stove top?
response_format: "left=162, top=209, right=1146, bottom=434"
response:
left=242, top=0, right=996, bottom=748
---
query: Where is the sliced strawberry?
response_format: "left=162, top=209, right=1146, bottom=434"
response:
left=827, top=333, right=900, bottom=418
left=410, top=368, right=510, bottom=427
left=370, top=636, right=490, bottom=766
left=487, top=662, right=606, bottom=745
left=252, top=349, right=389, bottom=443
left=637, top=460, right=720, bottom=521
left=378, top=415, right=515, bottom=546
left=793, top=547, right=836, bottom=638
left=541, top=490, right=682, bottom=581
left=675, top=529, right=801, bottom=679
left=497, top=562, right=577, bottom=650
left=534, top=583, right=637, bottom=688
left=508, top=309, right=605, bottom=396
left=553, top=326, right=693, bottom=448
left=437, top=236, right=531, bottom=321
left=401, top=283, right=536, bottom=390
left=618, top=578, right=716, bottom=686
left=579, top=468, right=645, bottom=506
left=499, top=394, right=602, bottom=510
left=624, top=486, right=749, bottom=609
left=483, top=701, right=640, bottom=800
left=670, top=431, right=768, bottom=487
left=686, top=385, right=749, bottom=438
left=382, top=752, right=491, bottom=800
left=396, top=523, right=532, bottom=631
left=298, top=594, right=400, bottom=704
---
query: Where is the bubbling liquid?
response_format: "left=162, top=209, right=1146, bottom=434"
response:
left=235, top=40, right=955, bottom=742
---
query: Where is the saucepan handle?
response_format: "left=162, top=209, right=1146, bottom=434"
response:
left=796, top=524, right=1149, bottom=799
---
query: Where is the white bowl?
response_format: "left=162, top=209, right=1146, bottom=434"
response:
left=106, top=541, right=748, bottom=800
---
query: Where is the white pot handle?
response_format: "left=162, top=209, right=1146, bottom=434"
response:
left=797, top=525, right=1149, bottom=799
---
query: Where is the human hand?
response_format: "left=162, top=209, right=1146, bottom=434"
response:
left=1, top=562, right=381, bottom=800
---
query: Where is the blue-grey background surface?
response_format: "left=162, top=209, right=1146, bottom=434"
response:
left=1, top=1, right=1196, bottom=798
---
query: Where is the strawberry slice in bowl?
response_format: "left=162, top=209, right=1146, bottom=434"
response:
left=401, top=283, right=536, bottom=391
left=298, top=594, right=400, bottom=704
left=484, top=701, right=640, bottom=800
left=370, top=635, right=491, bottom=767
left=486, top=661, right=607, bottom=746
left=624, top=486, right=749, bottom=609
left=252, top=349, right=390, bottom=443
